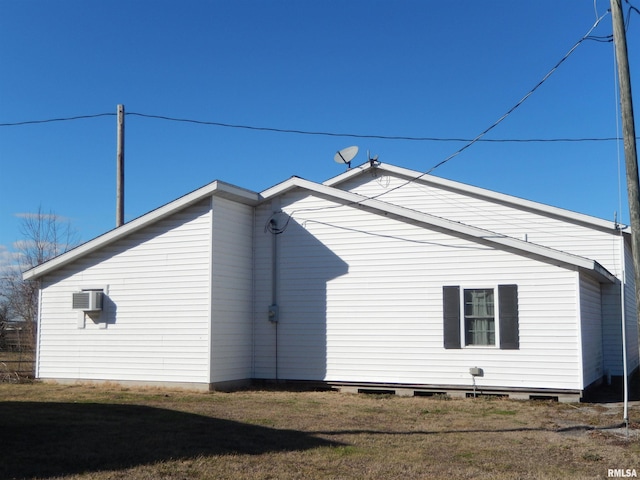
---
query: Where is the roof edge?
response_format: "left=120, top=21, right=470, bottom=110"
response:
left=23, top=180, right=259, bottom=281
left=23, top=168, right=616, bottom=284
left=324, top=162, right=622, bottom=232
left=274, top=176, right=616, bottom=283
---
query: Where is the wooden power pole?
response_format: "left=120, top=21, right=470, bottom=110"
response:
left=116, top=104, right=125, bottom=227
left=611, top=0, right=638, bottom=425
left=611, top=1, right=640, bottom=311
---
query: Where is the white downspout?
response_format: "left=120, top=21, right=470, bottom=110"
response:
left=271, top=217, right=279, bottom=381
left=268, top=199, right=281, bottom=382
left=35, top=287, right=43, bottom=379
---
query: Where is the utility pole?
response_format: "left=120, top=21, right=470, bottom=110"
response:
left=610, top=0, right=638, bottom=428
left=116, top=104, right=125, bottom=227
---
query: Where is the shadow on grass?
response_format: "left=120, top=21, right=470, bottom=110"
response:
left=0, top=402, right=342, bottom=479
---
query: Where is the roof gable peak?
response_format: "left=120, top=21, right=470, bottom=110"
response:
left=323, top=162, right=620, bottom=232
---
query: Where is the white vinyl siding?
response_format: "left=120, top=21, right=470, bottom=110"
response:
left=32, top=165, right=638, bottom=394
left=36, top=199, right=213, bottom=385
left=623, top=239, right=640, bottom=372
left=602, top=282, right=624, bottom=377
left=579, top=274, right=603, bottom=387
left=338, top=173, right=622, bottom=276
left=252, top=204, right=276, bottom=379
left=209, top=197, right=254, bottom=383
left=253, top=188, right=584, bottom=390
left=602, top=237, right=640, bottom=376
left=252, top=198, right=349, bottom=380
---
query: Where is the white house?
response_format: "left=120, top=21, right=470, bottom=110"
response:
left=23, top=162, right=640, bottom=401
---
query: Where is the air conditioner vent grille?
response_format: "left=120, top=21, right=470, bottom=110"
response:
left=72, top=291, right=103, bottom=311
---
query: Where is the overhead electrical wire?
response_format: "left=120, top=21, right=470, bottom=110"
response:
left=625, top=0, right=640, bottom=21
left=300, top=219, right=493, bottom=250
left=122, top=112, right=638, bottom=143
left=0, top=11, right=633, bottom=152
left=415, top=9, right=611, bottom=179
left=0, top=9, right=628, bottom=240
left=585, top=34, right=613, bottom=43
left=1, top=110, right=637, bottom=143
left=266, top=9, right=616, bottom=234
left=0, top=8, right=631, bottom=147
left=0, top=112, right=116, bottom=127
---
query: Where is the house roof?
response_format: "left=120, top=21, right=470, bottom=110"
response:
left=324, top=162, right=626, bottom=233
left=23, top=162, right=616, bottom=283
left=261, top=175, right=616, bottom=284
left=22, top=180, right=260, bottom=281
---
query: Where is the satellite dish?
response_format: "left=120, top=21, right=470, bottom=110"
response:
left=334, top=146, right=359, bottom=168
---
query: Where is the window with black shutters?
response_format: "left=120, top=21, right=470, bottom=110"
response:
left=443, top=284, right=519, bottom=350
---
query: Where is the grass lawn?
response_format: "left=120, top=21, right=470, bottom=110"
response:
left=0, top=382, right=638, bottom=480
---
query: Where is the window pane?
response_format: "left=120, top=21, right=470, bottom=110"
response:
left=464, top=289, right=494, bottom=317
left=465, top=318, right=495, bottom=345
left=464, top=289, right=495, bottom=346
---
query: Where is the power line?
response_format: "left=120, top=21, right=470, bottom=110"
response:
left=625, top=0, right=640, bottom=19
left=419, top=9, right=611, bottom=177
left=0, top=8, right=628, bottom=147
left=0, top=113, right=115, bottom=127
left=265, top=10, right=617, bottom=234
left=1, top=109, right=637, bottom=143
left=126, top=112, right=639, bottom=143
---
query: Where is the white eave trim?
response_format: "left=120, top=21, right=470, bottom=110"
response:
left=23, top=180, right=259, bottom=281
left=24, top=168, right=616, bottom=284
left=324, top=162, right=625, bottom=233
left=262, top=176, right=616, bottom=283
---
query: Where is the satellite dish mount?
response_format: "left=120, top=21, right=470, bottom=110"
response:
left=367, top=150, right=380, bottom=167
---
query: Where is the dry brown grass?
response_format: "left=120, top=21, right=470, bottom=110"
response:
left=0, top=382, right=638, bottom=479
left=0, top=350, right=35, bottom=380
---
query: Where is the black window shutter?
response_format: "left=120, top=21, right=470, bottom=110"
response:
left=443, top=286, right=461, bottom=349
left=499, top=284, right=519, bottom=350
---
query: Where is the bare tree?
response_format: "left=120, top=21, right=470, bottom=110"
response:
left=0, top=207, right=79, bottom=367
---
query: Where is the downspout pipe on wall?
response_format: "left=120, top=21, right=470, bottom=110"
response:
left=35, top=288, right=43, bottom=379
left=270, top=218, right=279, bottom=381
left=268, top=201, right=281, bottom=381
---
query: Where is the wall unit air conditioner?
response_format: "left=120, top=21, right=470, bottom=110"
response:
left=72, top=291, right=103, bottom=311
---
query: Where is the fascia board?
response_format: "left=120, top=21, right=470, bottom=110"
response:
left=281, top=177, right=616, bottom=283
left=259, top=176, right=306, bottom=199
left=326, top=162, right=622, bottom=232
left=23, top=180, right=259, bottom=281
left=210, top=181, right=261, bottom=205
left=322, top=162, right=371, bottom=186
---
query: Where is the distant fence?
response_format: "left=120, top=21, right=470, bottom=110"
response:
left=0, top=323, right=36, bottom=381
left=0, top=358, right=35, bottom=382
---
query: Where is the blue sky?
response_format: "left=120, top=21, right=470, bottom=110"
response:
left=1, top=1, right=639, bottom=261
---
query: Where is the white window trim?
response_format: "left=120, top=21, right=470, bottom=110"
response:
left=459, top=285, right=500, bottom=349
